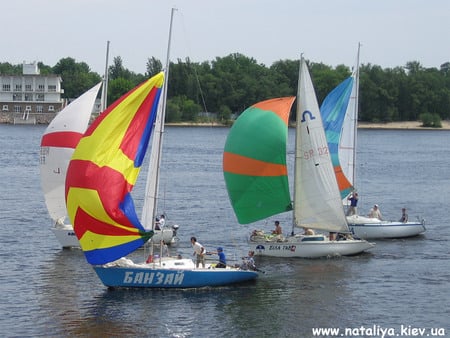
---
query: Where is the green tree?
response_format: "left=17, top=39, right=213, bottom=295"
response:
left=0, top=62, right=22, bottom=74
left=146, top=57, right=162, bottom=77
left=107, top=77, right=134, bottom=104
left=52, top=57, right=101, bottom=99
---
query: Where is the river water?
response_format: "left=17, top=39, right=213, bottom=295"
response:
left=0, top=125, right=449, bottom=337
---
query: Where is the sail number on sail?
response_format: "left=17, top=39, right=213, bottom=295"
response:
left=303, top=146, right=329, bottom=160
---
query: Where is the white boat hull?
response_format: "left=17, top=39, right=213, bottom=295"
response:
left=348, top=221, right=426, bottom=239
left=249, top=234, right=374, bottom=258
left=149, top=225, right=179, bottom=245
left=51, top=225, right=179, bottom=248
left=51, top=225, right=79, bottom=248
left=93, top=257, right=258, bottom=288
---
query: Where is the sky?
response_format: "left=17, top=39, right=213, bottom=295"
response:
left=3, top=0, right=450, bottom=75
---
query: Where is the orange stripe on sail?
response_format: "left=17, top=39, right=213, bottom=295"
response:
left=223, top=152, right=287, bottom=177
left=252, top=97, right=295, bottom=125
left=334, top=166, right=352, bottom=191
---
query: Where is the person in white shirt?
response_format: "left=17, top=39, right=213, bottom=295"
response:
left=190, top=236, right=205, bottom=268
left=368, top=204, right=383, bottom=220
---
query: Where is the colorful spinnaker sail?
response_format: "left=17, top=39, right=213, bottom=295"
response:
left=223, top=97, right=295, bottom=224
left=65, top=72, right=164, bottom=265
left=321, top=76, right=354, bottom=200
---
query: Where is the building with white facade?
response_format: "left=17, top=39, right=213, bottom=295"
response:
left=0, top=61, right=65, bottom=124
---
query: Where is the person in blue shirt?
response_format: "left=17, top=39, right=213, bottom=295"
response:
left=208, top=247, right=227, bottom=268
left=346, top=192, right=359, bottom=216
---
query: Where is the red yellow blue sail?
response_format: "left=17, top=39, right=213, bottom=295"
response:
left=321, top=77, right=354, bottom=199
left=65, top=73, right=164, bottom=265
left=223, top=97, right=295, bottom=224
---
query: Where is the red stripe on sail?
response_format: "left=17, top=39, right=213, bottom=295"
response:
left=41, top=131, right=83, bottom=149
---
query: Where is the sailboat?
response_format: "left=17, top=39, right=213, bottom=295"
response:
left=40, top=42, right=177, bottom=248
left=321, top=44, right=425, bottom=239
left=40, top=82, right=102, bottom=248
left=223, top=58, right=374, bottom=258
left=65, top=9, right=258, bottom=288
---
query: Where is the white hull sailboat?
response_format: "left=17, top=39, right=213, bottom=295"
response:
left=321, top=44, right=426, bottom=239
left=346, top=215, right=426, bottom=239
left=223, top=58, right=374, bottom=258
left=65, top=9, right=258, bottom=288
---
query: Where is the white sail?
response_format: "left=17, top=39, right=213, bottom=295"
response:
left=294, top=58, right=348, bottom=232
left=40, top=82, right=102, bottom=223
left=141, top=9, right=175, bottom=230
left=339, top=43, right=360, bottom=191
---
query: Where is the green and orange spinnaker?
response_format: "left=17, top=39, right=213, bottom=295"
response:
left=65, top=72, right=164, bottom=265
left=223, top=97, right=295, bottom=224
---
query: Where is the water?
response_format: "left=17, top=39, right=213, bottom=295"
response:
left=0, top=125, right=449, bottom=337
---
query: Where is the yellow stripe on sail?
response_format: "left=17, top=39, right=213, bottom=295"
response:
left=79, top=231, right=143, bottom=251
left=66, top=187, right=143, bottom=231
left=72, top=74, right=164, bottom=185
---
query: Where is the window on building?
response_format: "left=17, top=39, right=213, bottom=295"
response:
left=25, top=84, right=32, bottom=91
left=14, top=106, right=22, bottom=112
left=2, top=105, right=8, bottom=111
left=48, top=106, right=54, bottom=111
left=25, top=94, right=32, bottom=101
left=2, top=84, right=11, bottom=91
left=15, top=84, right=22, bottom=91
left=36, top=94, right=44, bottom=101
left=13, top=94, right=23, bottom=101
left=36, top=106, right=43, bottom=113
left=37, top=84, right=45, bottom=92
left=48, top=85, right=56, bottom=92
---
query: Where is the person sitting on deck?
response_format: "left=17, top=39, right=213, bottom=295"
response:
left=368, top=204, right=383, bottom=220
left=240, top=250, right=256, bottom=271
left=207, top=247, right=227, bottom=268
left=399, top=208, right=408, bottom=223
left=272, top=221, right=282, bottom=235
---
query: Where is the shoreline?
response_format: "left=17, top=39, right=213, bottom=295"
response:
left=357, top=121, right=450, bottom=130
left=166, top=121, right=450, bottom=130
left=3, top=120, right=450, bottom=130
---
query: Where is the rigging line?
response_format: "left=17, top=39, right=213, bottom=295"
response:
left=178, top=11, right=208, bottom=113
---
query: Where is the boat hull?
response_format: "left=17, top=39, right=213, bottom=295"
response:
left=51, top=226, right=79, bottom=248
left=149, top=227, right=178, bottom=244
left=51, top=225, right=177, bottom=248
left=249, top=235, right=374, bottom=258
left=348, top=221, right=426, bottom=239
left=93, top=258, right=258, bottom=288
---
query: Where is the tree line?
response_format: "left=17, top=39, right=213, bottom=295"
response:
left=2, top=54, right=449, bottom=126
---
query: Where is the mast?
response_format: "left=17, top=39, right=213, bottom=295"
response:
left=351, top=42, right=361, bottom=189
left=142, top=8, right=177, bottom=230
left=291, top=55, right=303, bottom=236
left=100, top=41, right=110, bottom=112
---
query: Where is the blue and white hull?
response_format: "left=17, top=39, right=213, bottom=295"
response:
left=93, top=257, right=258, bottom=288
